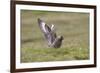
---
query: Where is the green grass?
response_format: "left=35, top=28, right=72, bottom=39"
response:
left=21, top=10, right=89, bottom=63
left=21, top=47, right=89, bottom=62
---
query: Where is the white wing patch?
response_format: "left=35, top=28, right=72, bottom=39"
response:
left=51, top=24, right=55, bottom=31
left=42, top=22, right=47, bottom=33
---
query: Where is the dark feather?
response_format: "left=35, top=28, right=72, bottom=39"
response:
left=37, top=18, right=63, bottom=48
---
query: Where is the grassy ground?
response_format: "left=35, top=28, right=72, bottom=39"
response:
left=21, top=10, right=89, bottom=63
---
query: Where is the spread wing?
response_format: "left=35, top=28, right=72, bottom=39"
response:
left=38, top=18, right=57, bottom=46
left=38, top=18, right=51, bottom=34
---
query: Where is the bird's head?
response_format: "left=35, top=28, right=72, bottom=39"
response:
left=58, top=36, right=64, bottom=40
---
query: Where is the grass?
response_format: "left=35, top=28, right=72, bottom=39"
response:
left=21, top=47, right=89, bottom=62
left=21, top=10, right=89, bottom=63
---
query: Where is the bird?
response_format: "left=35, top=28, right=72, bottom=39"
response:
left=37, top=18, right=63, bottom=48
